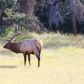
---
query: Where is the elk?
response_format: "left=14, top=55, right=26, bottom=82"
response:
left=3, top=27, right=43, bottom=67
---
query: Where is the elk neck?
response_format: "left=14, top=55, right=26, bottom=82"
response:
left=9, top=42, right=22, bottom=53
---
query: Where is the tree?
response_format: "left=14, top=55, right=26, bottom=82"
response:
left=0, top=0, right=17, bottom=26
left=45, top=0, right=84, bottom=35
left=70, top=0, right=84, bottom=35
left=17, top=0, right=46, bottom=33
left=0, top=0, right=18, bottom=34
left=0, top=0, right=37, bottom=35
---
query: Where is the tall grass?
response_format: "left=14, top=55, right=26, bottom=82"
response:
left=17, top=32, right=84, bottom=49
left=0, top=32, right=84, bottom=84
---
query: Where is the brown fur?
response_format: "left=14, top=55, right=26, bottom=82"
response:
left=3, top=39, right=43, bottom=67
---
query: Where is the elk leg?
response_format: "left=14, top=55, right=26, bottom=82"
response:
left=37, top=56, right=40, bottom=67
left=34, top=50, right=41, bottom=67
left=35, top=54, right=40, bottom=67
left=28, top=54, right=31, bottom=66
left=38, top=50, right=41, bottom=67
left=23, top=53, right=26, bottom=66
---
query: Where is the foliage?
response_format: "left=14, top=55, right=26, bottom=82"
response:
left=42, top=0, right=84, bottom=34
left=0, top=0, right=17, bottom=13
left=4, top=8, right=37, bottom=27
left=45, top=0, right=84, bottom=27
left=0, top=0, right=37, bottom=35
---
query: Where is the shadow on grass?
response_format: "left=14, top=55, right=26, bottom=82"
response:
left=0, top=65, right=17, bottom=68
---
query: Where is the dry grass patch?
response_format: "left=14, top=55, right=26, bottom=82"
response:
left=0, top=33, right=84, bottom=84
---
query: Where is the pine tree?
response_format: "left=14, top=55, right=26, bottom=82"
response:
left=0, top=0, right=37, bottom=35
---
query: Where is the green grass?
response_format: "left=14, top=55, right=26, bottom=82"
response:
left=0, top=32, right=84, bottom=84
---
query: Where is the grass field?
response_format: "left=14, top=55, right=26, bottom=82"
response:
left=0, top=32, right=84, bottom=84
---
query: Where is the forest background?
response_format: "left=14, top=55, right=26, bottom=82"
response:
left=0, top=0, right=84, bottom=36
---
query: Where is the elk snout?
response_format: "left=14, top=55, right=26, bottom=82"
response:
left=3, top=44, right=7, bottom=49
left=3, top=45, right=6, bottom=48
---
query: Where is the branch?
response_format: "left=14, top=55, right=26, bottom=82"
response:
left=53, top=0, right=65, bottom=5
left=63, top=12, right=71, bottom=19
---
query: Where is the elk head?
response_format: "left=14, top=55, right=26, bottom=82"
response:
left=3, top=39, right=16, bottom=49
left=3, top=26, right=27, bottom=49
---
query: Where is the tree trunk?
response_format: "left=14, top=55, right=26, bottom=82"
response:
left=71, top=11, right=77, bottom=36
left=0, top=12, right=3, bottom=27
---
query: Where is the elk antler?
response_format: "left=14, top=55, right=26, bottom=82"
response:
left=4, top=25, right=27, bottom=41
left=11, top=26, right=27, bottom=41
left=4, top=37, right=10, bottom=41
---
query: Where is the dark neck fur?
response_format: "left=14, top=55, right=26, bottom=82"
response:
left=9, top=42, right=22, bottom=53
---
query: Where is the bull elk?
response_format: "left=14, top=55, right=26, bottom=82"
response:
left=3, top=27, right=43, bottom=67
